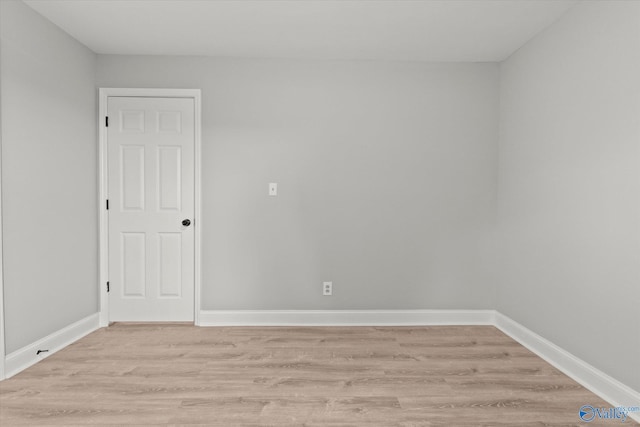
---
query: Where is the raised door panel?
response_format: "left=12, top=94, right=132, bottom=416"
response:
left=158, top=233, right=182, bottom=298
left=121, top=233, right=146, bottom=298
left=157, top=146, right=181, bottom=211
left=120, top=145, right=145, bottom=211
left=120, top=110, right=145, bottom=133
left=157, top=111, right=182, bottom=134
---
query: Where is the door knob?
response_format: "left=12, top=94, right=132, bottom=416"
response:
left=182, top=219, right=191, bottom=227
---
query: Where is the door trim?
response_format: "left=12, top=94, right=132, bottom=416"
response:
left=98, top=88, right=202, bottom=327
left=0, top=97, right=6, bottom=379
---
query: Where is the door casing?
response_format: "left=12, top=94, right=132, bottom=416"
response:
left=98, top=88, right=202, bottom=327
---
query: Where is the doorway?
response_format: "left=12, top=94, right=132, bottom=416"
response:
left=98, top=89, right=202, bottom=324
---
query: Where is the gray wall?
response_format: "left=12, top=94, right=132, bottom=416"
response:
left=0, top=0, right=98, bottom=353
left=498, top=1, right=640, bottom=391
left=97, top=57, right=499, bottom=310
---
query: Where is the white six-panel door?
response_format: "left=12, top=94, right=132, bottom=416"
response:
left=107, top=97, right=195, bottom=321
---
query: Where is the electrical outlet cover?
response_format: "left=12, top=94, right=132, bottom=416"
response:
left=323, top=281, right=332, bottom=296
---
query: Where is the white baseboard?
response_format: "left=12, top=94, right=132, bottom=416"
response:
left=494, top=312, right=640, bottom=423
left=198, top=309, right=496, bottom=326
left=3, top=309, right=638, bottom=423
left=4, top=313, right=101, bottom=379
left=200, top=308, right=639, bottom=422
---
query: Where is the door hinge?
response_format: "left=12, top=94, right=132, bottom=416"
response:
left=105, top=116, right=109, bottom=127
left=106, top=199, right=109, bottom=210
left=107, top=281, right=110, bottom=293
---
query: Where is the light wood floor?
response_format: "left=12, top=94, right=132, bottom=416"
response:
left=0, top=324, right=630, bottom=426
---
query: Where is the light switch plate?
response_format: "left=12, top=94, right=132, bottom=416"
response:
left=269, top=183, right=277, bottom=196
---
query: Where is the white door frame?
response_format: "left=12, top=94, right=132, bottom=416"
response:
left=0, top=97, right=6, bottom=379
left=98, top=88, right=202, bottom=327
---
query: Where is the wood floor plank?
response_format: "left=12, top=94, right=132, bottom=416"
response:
left=0, top=324, right=634, bottom=426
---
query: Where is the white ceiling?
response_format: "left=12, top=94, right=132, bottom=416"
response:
left=24, top=0, right=577, bottom=62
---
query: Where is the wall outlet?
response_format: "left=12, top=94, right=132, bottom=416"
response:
left=323, top=281, right=332, bottom=296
